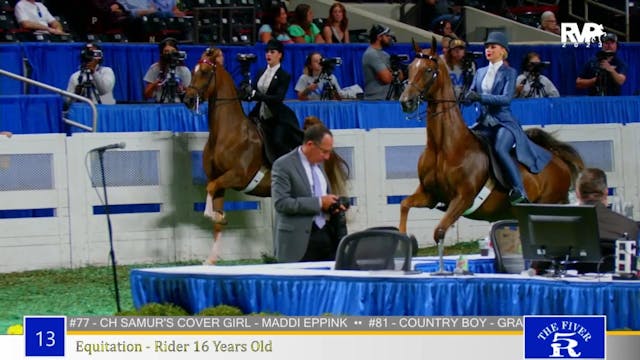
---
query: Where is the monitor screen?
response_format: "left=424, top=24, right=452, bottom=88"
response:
left=514, top=204, right=602, bottom=265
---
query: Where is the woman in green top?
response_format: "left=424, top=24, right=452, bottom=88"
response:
left=288, top=4, right=324, bottom=44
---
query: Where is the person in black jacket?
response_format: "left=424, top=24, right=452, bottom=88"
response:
left=244, top=39, right=302, bottom=164
left=575, top=168, right=638, bottom=273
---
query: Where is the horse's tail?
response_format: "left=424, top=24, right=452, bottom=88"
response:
left=525, top=128, right=585, bottom=184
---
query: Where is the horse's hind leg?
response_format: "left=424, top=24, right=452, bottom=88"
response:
left=399, top=187, right=434, bottom=233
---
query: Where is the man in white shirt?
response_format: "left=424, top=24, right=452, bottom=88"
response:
left=14, top=0, right=67, bottom=35
left=66, top=43, right=116, bottom=105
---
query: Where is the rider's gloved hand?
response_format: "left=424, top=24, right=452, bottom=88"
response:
left=463, top=91, right=481, bottom=103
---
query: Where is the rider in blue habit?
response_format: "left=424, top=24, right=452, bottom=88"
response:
left=464, top=31, right=551, bottom=204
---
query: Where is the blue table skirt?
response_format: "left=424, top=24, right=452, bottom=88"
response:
left=130, top=265, right=640, bottom=330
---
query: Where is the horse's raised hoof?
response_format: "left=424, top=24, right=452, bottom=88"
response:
left=202, top=258, right=217, bottom=266
left=204, top=210, right=228, bottom=225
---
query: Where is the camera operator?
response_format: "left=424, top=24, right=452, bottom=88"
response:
left=66, top=43, right=116, bottom=105
left=362, top=24, right=403, bottom=100
left=441, top=39, right=476, bottom=100
left=295, top=52, right=342, bottom=101
left=143, top=37, right=191, bottom=103
left=576, top=33, right=627, bottom=96
left=515, top=52, right=559, bottom=98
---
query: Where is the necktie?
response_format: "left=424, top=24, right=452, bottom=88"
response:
left=311, top=166, right=326, bottom=228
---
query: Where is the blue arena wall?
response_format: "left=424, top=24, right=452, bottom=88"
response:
left=2, top=95, right=640, bottom=134
left=1, top=42, right=640, bottom=102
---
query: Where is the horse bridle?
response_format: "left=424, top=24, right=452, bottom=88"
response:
left=187, top=56, right=217, bottom=109
left=405, top=51, right=459, bottom=119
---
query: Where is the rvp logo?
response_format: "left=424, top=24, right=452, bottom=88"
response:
left=561, top=23, right=606, bottom=47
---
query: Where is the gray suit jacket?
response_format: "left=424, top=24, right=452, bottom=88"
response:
left=271, top=147, right=331, bottom=262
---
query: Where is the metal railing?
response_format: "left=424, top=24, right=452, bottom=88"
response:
left=0, top=68, right=97, bottom=132
left=568, top=0, right=630, bottom=41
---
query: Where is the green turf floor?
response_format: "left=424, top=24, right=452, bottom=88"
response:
left=0, top=242, right=479, bottom=333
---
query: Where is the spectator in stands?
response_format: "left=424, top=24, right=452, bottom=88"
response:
left=66, top=43, right=116, bottom=105
left=515, top=52, right=559, bottom=98
left=539, top=11, right=560, bottom=35
left=258, top=3, right=293, bottom=44
left=79, top=0, right=129, bottom=34
left=119, top=0, right=158, bottom=17
left=443, top=38, right=475, bottom=100
left=576, top=33, right=627, bottom=96
left=0, top=131, right=11, bottom=137
left=321, top=2, right=349, bottom=44
left=438, top=34, right=456, bottom=58
left=574, top=168, right=638, bottom=273
left=143, top=37, right=191, bottom=103
left=13, top=0, right=68, bottom=35
left=271, top=124, right=345, bottom=262
left=151, top=0, right=186, bottom=17
left=433, top=18, right=454, bottom=37
left=288, top=3, right=324, bottom=44
left=463, top=31, right=551, bottom=204
left=362, top=24, right=398, bottom=100
left=295, top=51, right=342, bottom=100
left=241, top=39, right=302, bottom=163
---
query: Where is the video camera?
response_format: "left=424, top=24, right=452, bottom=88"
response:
left=527, top=61, right=550, bottom=74
left=236, top=53, right=257, bottom=63
left=328, top=196, right=351, bottom=213
left=462, top=51, right=482, bottom=70
left=320, top=57, right=342, bottom=72
left=168, top=50, right=187, bottom=68
left=390, top=54, right=409, bottom=64
left=80, top=49, right=103, bottom=64
left=596, top=50, right=615, bottom=61
left=389, top=54, right=409, bottom=73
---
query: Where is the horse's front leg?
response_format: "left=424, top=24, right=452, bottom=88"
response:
left=432, top=194, right=474, bottom=243
left=399, top=185, right=435, bottom=233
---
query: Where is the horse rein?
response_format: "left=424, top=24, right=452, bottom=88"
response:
left=405, top=52, right=460, bottom=120
left=188, top=56, right=243, bottom=113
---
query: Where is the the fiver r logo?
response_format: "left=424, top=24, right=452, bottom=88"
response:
left=561, top=23, right=606, bottom=48
left=524, top=316, right=605, bottom=359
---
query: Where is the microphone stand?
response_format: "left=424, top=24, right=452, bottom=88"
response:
left=97, top=148, right=121, bottom=313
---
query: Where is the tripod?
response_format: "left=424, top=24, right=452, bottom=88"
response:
left=458, top=66, right=475, bottom=103
left=319, top=72, right=339, bottom=101
left=385, top=69, right=405, bottom=100
left=77, top=69, right=102, bottom=104
left=526, top=74, right=547, bottom=98
left=594, top=70, right=608, bottom=96
left=159, top=67, right=180, bottom=103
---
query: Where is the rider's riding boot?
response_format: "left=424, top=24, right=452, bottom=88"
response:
left=504, top=159, right=529, bottom=204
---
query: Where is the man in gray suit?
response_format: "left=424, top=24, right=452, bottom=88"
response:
left=271, top=124, right=345, bottom=262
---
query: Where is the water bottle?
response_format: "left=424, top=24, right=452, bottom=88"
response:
left=479, top=236, right=490, bottom=256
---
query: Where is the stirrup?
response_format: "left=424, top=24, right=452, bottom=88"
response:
left=509, top=189, right=529, bottom=205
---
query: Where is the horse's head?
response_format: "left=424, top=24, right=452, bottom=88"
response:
left=184, top=47, right=222, bottom=110
left=399, top=37, right=442, bottom=113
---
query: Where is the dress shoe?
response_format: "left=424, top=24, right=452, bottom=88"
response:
left=509, top=189, right=529, bottom=205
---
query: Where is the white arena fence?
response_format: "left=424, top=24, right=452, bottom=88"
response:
left=0, top=124, right=638, bottom=272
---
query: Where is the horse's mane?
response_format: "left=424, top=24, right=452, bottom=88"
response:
left=525, top=128, right=585, bottom=185
left=303, top=116, right=350, bottom=196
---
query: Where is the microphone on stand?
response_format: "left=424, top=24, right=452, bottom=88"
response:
left=90, top=142, right=126, bottom=152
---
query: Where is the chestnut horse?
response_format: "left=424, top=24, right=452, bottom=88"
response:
left=398, top=39, right=584, bottom=243
left=184, top=48, right=348, bottom=264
